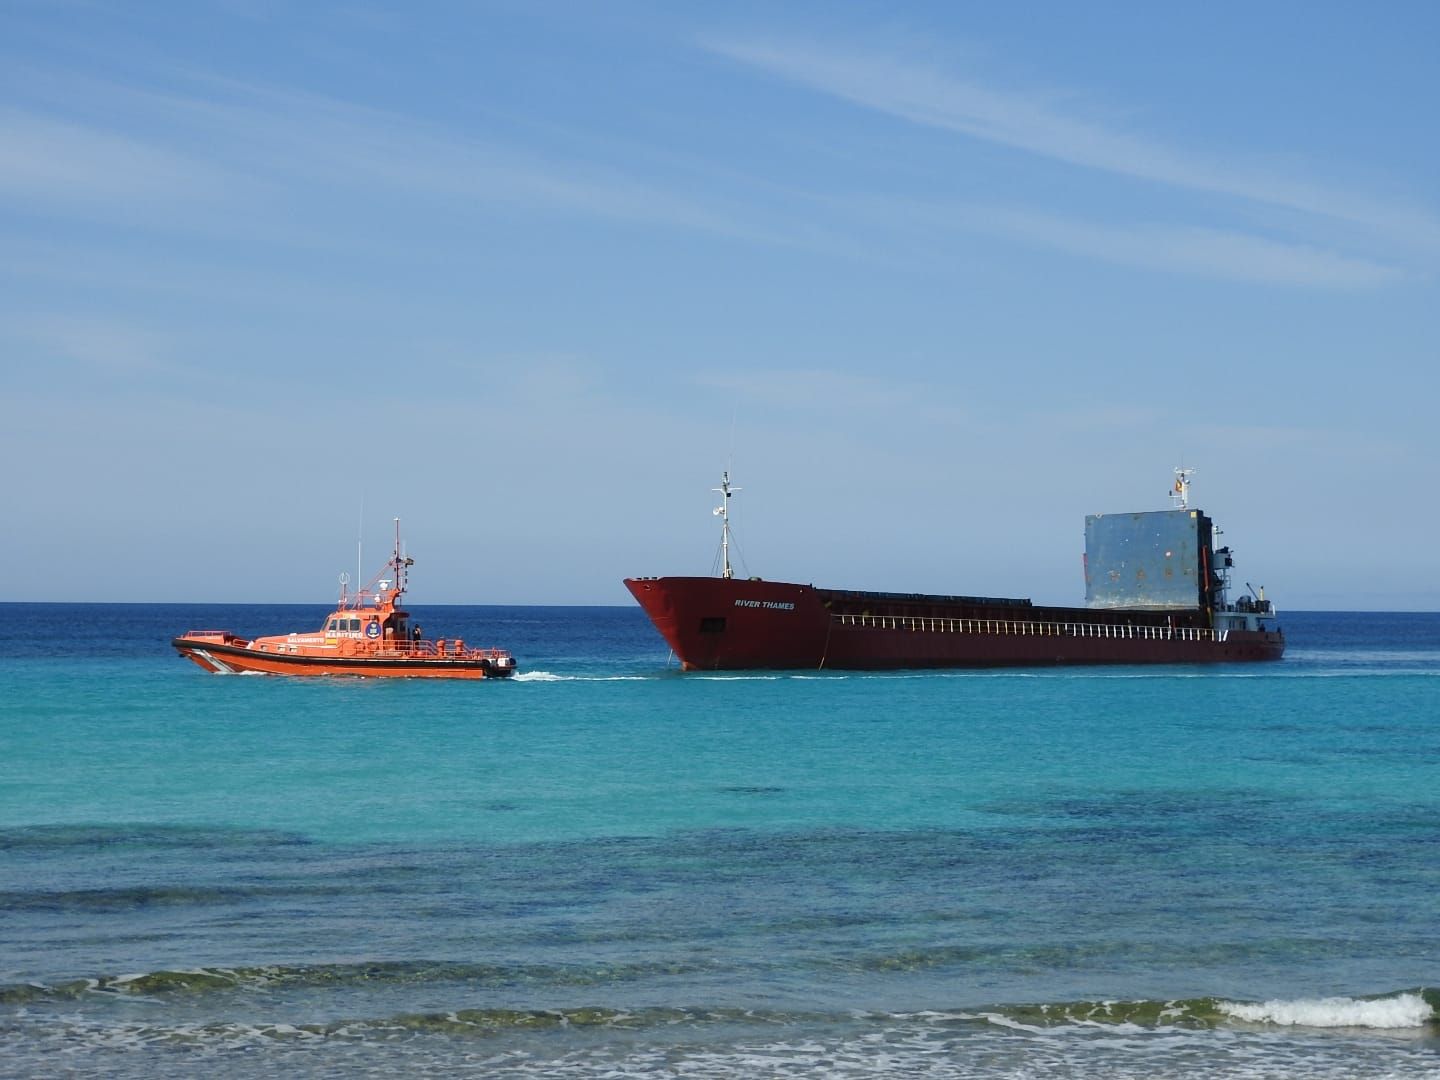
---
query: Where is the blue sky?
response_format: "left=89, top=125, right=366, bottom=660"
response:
left=3, top=1, right=1436, bottom=609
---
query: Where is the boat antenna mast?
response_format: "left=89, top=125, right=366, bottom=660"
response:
left=389, top=517, right=412, bottom=597
left=1170, top=466, right=1195, bottom=510
left=713, top=470, right=739, bottom=579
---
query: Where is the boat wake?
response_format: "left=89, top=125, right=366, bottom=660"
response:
left=511, top=671, right=653, bottom=682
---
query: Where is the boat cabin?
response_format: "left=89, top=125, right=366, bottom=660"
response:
left=321, top=608, right=417, bottom=643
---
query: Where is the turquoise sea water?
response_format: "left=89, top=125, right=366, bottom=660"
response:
left=1, top=604, right=1438, bottom=1077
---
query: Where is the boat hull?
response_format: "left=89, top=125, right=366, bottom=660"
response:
left=624, top=577, right=1284, bottom=670
left=172, top=636, right=514, bottom=679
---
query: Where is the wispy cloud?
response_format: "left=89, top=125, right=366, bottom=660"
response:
left=0, top=105, right=233, bottom=205
left=2, top=56, right=1417, bottom=291
left=706, top=39, right=1440, bottom=252
left=3, top=313, right=179, bottom=376
left=940, top=203, right=1400, bottom=287
left=823, top=192, right=1402, bottom=288
left=0, top=71, right=781, bottom=244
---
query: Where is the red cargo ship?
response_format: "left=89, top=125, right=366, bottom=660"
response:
left=625, top=470, right=1284, bottom=671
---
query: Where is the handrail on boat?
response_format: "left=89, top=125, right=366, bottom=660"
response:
left=374, top=639, right=514, bottom=660
left=830, top=612, right=1225, bottom=643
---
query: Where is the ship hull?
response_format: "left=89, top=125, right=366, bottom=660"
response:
left=624, top=577, right=1284, bottom=671
left=172, top=637, right=514, bottom=679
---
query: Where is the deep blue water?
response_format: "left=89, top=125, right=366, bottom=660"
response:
left=1, top=604, right=1438, bottom=1077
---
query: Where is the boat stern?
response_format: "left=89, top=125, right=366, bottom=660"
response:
left=172, top=630, right=252, bottom=674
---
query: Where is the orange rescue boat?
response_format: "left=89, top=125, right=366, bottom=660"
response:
left=172, top=521, right=516, bottom=679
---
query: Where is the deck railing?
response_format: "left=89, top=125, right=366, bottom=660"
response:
left=373, top=640, right=512, bottom=660
left=830, top=612, right=1222, bottom=643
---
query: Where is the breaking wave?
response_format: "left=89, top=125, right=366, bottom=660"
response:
left=0, top=959, right=719, bottom=1003
left=1218, top=994, right=1436, bottom=1029
left=6, top=976, right=1437, bottom=1080
left=982, top=990, right=1438, bottom=1031
left=5, top=966, right=1435, bottom=1032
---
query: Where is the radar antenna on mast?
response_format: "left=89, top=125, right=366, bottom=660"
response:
left=388, top=517, right=414, bottom=596
left=712, top=470, right=740, bottom=579
left=1170, top=467, right=1195, bottom=510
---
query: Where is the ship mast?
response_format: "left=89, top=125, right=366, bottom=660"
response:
left=1170, top=467, right=1195, bottom=510
left=358, top=519, right=412, bottom=608
left=713, top=470, right=739, bottom=579
left=389, top=517, right=412, bottom=598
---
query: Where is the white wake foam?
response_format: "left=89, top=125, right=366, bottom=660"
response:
left=511, top=671, right=652, bottom=682
left=1219, top=993, right=1433, bottom=1029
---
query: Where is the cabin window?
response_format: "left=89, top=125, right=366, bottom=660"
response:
left=326, top=619, right=338, bottom=631
left=699, top=617, right=727, bottom=634
left=347, top=618, right=361, bottom=632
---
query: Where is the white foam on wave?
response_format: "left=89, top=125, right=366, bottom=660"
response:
left=10, top=1007, right=1440, bottom=1077
left=971, top=1011, right=1046, bottom=1033
left=1219, top=993, right=1433, bottom=1029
